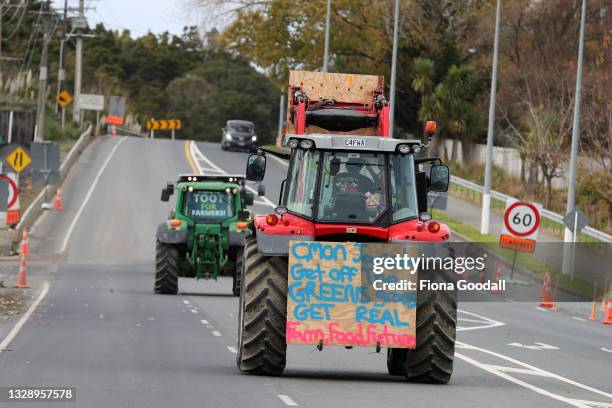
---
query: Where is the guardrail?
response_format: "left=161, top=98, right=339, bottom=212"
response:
left=449, top=175, right=612, bottom=243
left=12, top=125, right=93, bottom=249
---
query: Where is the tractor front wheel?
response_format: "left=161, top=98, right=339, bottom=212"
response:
left=154, top=241, right=179, bottom=295
left=402, top=269, right=457, bottom=384
left=236, top=237, right=287, bottom=376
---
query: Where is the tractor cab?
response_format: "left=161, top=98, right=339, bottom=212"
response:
left=246, top=123, right=450, bottom=255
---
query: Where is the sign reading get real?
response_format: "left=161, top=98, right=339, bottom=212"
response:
left=286, top=241, right=417, bottom=349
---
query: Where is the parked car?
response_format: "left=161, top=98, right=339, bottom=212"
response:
left=221, top=120, right=258, bottom=152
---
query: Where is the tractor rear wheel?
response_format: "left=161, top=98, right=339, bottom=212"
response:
left=232, top=248, right=243, bottom=297
left=402, top=269, right=457, bottom=384
left=236, top=237, right=287, bottom=376
left=154, top=241, right=179, bottom=295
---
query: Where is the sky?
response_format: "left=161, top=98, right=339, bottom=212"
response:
left=52, top=0, right=199, bottom=37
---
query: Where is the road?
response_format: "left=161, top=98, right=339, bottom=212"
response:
left=0, top=136, right=610, bottom=408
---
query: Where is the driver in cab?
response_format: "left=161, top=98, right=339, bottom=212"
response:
left=333, top=158, right=379, bottom=207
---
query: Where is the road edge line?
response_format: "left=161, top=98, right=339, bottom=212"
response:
left=60, top=137, right=127, bottom=253
left=0, top=281, right=50, bottom=353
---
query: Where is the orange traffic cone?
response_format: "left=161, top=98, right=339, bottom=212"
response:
left=111, top=127, right=117, bottom=136
left=54, top=188, right=63, bottom=211
left=15, top=253, right=29, bottom=289
left=20, top=227, right=30, bottom=256
left=602, top=299, right=612, bottom=325
left=539, top=270, right=555, bottom=308
left=491, top=261, right=503, bottom=295
left=588, top=281, right=599, bottom=320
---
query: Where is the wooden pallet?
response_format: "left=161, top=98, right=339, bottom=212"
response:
left=288, top=70, right=384, bottom=105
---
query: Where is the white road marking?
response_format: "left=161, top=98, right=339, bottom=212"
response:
left=602, top=347, right=612, bottom=353
left=536, top=307, right=549, bottom=312
left=277, top=395, right=298, bottom=406
left=200, top=319, right=209, bottom=325
left=212, top=331, right=221, bottom=337
left=190, top=309, right=199, bottom=314
left=227, top=346, right=237, bottom=354
left=189, top=141, right=276, bottom=208
left=457, top=309, right=505, bottom=331
left=99, top=314, right=104, bottom=319
left=508, top=342, right=559, bottom=351
left=0, top=281, right=50, bottom=353
left=457, top=341, right=612, bottom=407
left=572, top=316, right=587, bottom=322
left=60, top=137, right=128, bottom=253
left=183, top=300, right=190, bottom=305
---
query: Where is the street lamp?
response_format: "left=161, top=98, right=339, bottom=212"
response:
left=480, top=0, right=501, bottom=235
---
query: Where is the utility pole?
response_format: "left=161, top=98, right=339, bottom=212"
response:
left=562, top=0, right=587, bottom=276
left=73, top=0, right=85, bottom=125
left=322, top=0, right=331, bottom=72
left=480, top=0, right=502, bottom=235
left=388, top=0, right=400, bottom=138
left=35, top=5, right=53, bottom=142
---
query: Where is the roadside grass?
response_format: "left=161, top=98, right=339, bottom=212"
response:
left=433, top=210, right=593, bottom=299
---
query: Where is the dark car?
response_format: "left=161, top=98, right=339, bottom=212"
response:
left=221, top=120, right=258, bottom=152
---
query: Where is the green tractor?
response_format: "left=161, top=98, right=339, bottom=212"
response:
left=155, top=174, right=260, bottom=296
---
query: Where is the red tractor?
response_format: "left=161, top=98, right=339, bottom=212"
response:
left=236, top=71, right=455, bottom=383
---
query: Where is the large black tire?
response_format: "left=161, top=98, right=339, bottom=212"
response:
left=386, top=348, right=407, bottom=376
left=154, top=241, right=179, bottom=295
left=402, top=269, right=457, bottom=384
left=236, top=237, right=287, bottom=376
left=232, top=248, right=243, bottom=297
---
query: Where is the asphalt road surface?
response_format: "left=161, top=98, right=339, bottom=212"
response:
left=0, top=136, right=610, bottom=408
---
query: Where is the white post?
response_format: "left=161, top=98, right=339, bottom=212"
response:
left=388, top=0, right=400, bottom=138
left=322, top=0, right=331, bottom=72
left=480, top=0, right=501, bottom=235
left=7, top=111, right=13, bottom=143
left=171, top=128, right=175, bottom=141
left=277, top=94, right=285, bottom=146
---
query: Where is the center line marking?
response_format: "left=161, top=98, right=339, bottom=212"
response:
left=277, top=395, right=298, bottom=406
left=212, top=331, right=221, bottom=337
left=190, top=309, right=198, bottom=314
left=182, top=300, right=190, bottom=304
left=200, top=319, right=209, bottom=325
left=227, top=346, right=237, bottom=354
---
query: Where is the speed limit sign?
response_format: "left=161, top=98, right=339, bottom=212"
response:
left=500, top=199, right=542, bottom=253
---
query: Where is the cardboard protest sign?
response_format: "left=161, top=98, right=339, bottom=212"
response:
left=287, top=241, right=417, bottom=348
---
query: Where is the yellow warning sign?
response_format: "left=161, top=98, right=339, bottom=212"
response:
left=56, top=90, right=73, bottom=108
left=6, top=147, right=32, bottom=173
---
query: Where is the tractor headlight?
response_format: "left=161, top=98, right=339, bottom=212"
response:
left=397, top=144, right=411, bottom=154
left=225, top=188, right=231, bottom=194
left=251, top=135, right=257, bottom=142
left=412, top=145, right=423, bottom=154
left=299, top=139, right=314, bottom=149
left=225, top=132, right=233, bottom=141
left=287, top=139, right=299, bottom=149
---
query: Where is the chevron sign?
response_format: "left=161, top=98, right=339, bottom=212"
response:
left=146, top=119, right=182, bottom=131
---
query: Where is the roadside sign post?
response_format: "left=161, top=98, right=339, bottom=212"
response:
left=562, top=208, right=588, bottom=280
left=56, top=90, right=73, bottom=132
left=499, top=199, right=542, bottom=280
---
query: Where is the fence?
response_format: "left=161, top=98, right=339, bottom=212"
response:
left=450, top=175, right=612, bottom=243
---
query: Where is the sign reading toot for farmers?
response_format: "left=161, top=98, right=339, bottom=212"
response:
left=286, top=241, right=417, bottom=348
left=499, top=198, right=542, bottom=253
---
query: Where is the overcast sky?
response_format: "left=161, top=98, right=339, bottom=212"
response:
left=52, top=0, right=199, bottom=37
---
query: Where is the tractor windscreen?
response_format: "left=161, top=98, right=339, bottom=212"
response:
left=317, top=152, right=386, bottom=223
left=389, top=154, right=419, bottom=222
left=182, top=190, right=234, bottom=223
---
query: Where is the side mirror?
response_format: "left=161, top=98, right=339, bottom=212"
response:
left=257, top=184, right=266, bottom=196
left=237, top=210, right=250, bottom=221
left=429, top=164, right=449, bottom=192
left=161, top=183, right=174, bottom=201
left=246, top=154, right=266, bottom=182
left=244, top=191, right=254, bottom=206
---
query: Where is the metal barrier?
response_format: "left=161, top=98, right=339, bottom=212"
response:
left=449, top=175, right=612, bottom=243
left=12, top=125, right=93, bottom=249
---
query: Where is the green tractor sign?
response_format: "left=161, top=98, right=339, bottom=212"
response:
left=155, top=174, right=259, bottom=296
